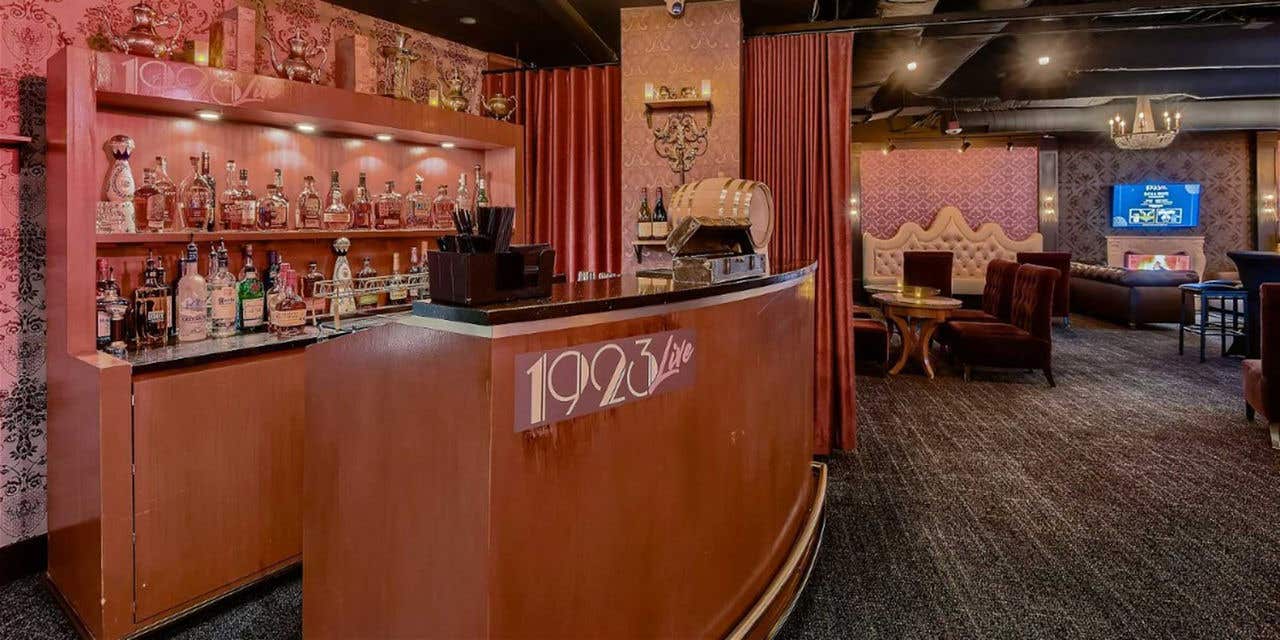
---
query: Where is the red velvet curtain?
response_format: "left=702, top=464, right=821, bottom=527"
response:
left=744, top=33, right=857, bottom=454
left=483, top=66, right=623, bottom=277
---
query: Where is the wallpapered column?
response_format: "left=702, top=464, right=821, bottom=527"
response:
left=0, top=0, right=489, bottom=550
left=619, top=0, right=741, bottom=272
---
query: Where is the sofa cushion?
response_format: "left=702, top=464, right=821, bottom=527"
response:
left=1070, top=261, right=1198, bottom=287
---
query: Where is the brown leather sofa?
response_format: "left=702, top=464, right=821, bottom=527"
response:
left=1018, top=252, right=1071, bottom=325
left=948, top=264, right=1059, bottom=387
left=1070, top=262, right=1198, bottom=327
left=1243, top=283, right=1280, bottom=449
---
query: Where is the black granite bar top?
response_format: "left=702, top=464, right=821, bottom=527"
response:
left=413, top=261, right=817, bottom=326
left=124, top=326, right=344, bottom=373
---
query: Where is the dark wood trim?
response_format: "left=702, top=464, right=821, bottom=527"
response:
left=0, top=534, right=47, bottom=585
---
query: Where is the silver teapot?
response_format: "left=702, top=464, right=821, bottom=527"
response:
left=106, top=1, right=183, bottom=59
left=263, top=30, right=326, bottom=84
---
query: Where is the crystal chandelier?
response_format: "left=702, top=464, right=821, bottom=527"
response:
left=1109, top=96, right=1182, bottom=150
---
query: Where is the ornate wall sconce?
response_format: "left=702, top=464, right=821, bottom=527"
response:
left=644, top=81, right=713, bottom=182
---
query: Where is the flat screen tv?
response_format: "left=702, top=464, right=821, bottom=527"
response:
left=1111, top=183, right=1201, bottom=229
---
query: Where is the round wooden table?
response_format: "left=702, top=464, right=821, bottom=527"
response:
left=871, top=292, right=962, bottom=379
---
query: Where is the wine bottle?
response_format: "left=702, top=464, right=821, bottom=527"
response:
left=652, top=187, right=669, bottom=239
left=637, top=187, right=653, bottom=240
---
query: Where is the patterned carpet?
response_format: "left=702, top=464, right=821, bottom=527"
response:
left=3, top=320, right=1277, bottom=639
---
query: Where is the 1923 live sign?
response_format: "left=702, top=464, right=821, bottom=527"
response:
left=514, top=329, right=696, bottom=431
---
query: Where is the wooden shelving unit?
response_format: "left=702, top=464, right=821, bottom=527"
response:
left=45, top=46, right=525, bottom=640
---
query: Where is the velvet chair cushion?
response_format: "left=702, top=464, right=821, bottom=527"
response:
left=1244, top=283, right=1280, bottom=421
left=853, top=317, right=889, bottom=367
left=1017, top=252, right=1072, bottom=318
left=903, top=251, right=954, bottom=297
left=983, top=259, right=1021, bottom=321
left=948, top=322, right=1050, bottom=370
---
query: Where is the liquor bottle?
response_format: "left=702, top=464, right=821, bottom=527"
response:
left=238, top=169, right=261, bottom=230
left=259, top=170, right=290, bottom=230
left=133, top=252, right=170, bottom=348
left=350, top=173, right=373, bottom=230
left=388, top=252, right=409, bottom=305
left=133, top=168, right=167, bottom=232
left=406, top=176, right=430, bottom=229
left=264, top=250, right=283, bottom=325
left=237, top=244, right=266, bottom=332
left=355, top=256, right=379, bottom=310
left=636, top=187, right=653, bottom=240
left=474, top=164, right=489, bottom=209
left=159, top=255, right=175, bottom=341
left=652, top=186, right=670, bottom=239
left=374, top=180, right=404, bottom=230
left=206, top=247, right=239, bottom=338
left=95, top=258, right=122, bottom=350
left=456, top=172, right=470, bottom=216
left=406, top=247, right=424, bottom=300
left=431, top=185, right=456, bottom=230
left=179, top=155, right=212, bottom=231
left=270, top=265, right=307, bottom=338
left=175, top=241, right=208, bottom=343
left=295, top=174, right=322, bottom=230
left=331, top=238, right=357, bottom=316
left=301, top=260, right=326, bottom=315
left=153, top=156, right=179, bottom=228
left=199, top=151, right=217, bottom=231
left=322, top=171, right=352, bottom=230
left=219, top=161, right=241, bottom=230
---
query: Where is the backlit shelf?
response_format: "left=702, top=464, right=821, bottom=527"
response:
left=96, top=228, right=452, bottom=245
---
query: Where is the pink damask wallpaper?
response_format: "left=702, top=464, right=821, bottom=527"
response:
left=0, top=0, right=488, bottom=549
left=620, top=0, right=741, bottom=272
left=859, top=146, right=1040, bottom=240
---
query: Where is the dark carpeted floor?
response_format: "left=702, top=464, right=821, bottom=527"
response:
left=4, top=319, right=1277, bottom=639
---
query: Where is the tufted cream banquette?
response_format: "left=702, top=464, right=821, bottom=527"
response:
left=863, top=206, right=1043, bottom=295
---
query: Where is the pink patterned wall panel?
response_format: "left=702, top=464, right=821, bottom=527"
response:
left=0, top=0, right=489, bottom=549
left=860, top=146, right=1040, bottom=240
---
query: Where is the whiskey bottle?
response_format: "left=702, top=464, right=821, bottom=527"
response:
left=374, top=180, right=404, bottom=230
left=237, top=169, right=260, bottom=230
left=175, top=241, right=208, bottom=343
left=406, top=247, right=424, bottom=300
left=133, top=168, right=167, bottom=232
left=388, top=252, right=409, bottom=305
left=206, top=247, right=238, bottom=338
left=95, top=258, right=122, bottom=349
left=322, top=171, right=352, bottom=230
left=259, top=170, right=290, bottom=230
left=133, top=252, right=170, bottom=348
left=636, top=187, right=653, bottom=240
left=301, top=260, right=326, bottom=315
left=652, top=187, right=670, bottom=239
left=264, top=250, right=283, bottom=326
left=474, top=164, right=489, bottom=209
left=296, top=174, right=322, bottom=230
left=331, top=238, right=357, bottom=316
left=355, top=256, right=379, bottom=310
left=431, top=185, right=456, bottom=230
left=237, top=244, right=266, bottom=332
left=218, top=161, right=241, bottom=230
left=350, top=173, right=373, bottom=230
left=270, top=265, right=307, bottom=338
left=153, top=156, right=179, bottom=229
left=406, top=176, right=430, bottom=229
left=179, top=155, right=212, bottom=231
left=200, top=152, right=217, bottom=232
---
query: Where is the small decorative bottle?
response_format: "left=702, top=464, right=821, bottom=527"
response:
left=219, top=160, right=241, bottom=230
left=431, top=185, right=456, bottom=230
left=388, top=252, right=408, bottom=305
left=206, top=248, right=239, bottom=338
left=234, top=168, right=259, bottom=230
left=133, top=168, right=167, bottom=232
left=301, top=260, right=326, bottom=315
left=374, top=180, right=404, bottom=230
left=322, top=171, right=352, bottom=230
left=331, top=238, right=357, bottom=316
left=103, top=135, right=136, bottom=204
left=406, top=246, right=423, bottom=299
left=153, top=156, right=179, bottom=228
left=270, top=265, right=308, bottom=338
left=406, top=176, right=430, bottom=229
left=180, top=155, right=213, bottom=231
left=296, top=174, right=323, bottom=230
left=237, top=244, right=266, bottom=332
left=175, top=241, right=208, bottom=343
left=355, top=256, right=379, bottom=311
left=350, top=173, right=373, bottom=230
left=133, top=252, right=170, bottom=348
left=259, top=170, right=291, bottom=230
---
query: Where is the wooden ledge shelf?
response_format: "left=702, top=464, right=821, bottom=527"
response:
left=632, top=239, right=669, bottom=264
left=96, top=228, right=452, bottom=245
left=0, top=133, right=32, bottom=147
left=643, top=98, right=712, bottom=110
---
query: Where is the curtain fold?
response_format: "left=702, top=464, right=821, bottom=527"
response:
left=744, top=33, right=857, bottom=454
left=483, top=66, right=623, bottom=277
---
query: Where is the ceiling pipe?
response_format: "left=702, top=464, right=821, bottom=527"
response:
left=849, top=0, right=938, bottom=110
left=956, top=98, right=1280, bottom=133
left=533, top=0, right=618, bottom=63
left=908, top=0, right=1033, bottom=94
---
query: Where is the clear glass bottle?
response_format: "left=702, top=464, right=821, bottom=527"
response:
left=206, top=247, right=239, bottom=338
left=133, top=252, right=170, bottom=348
left=374, top=180, right=404, bottom=230
left=301, top=260, right=326, bottom=315
left=270, top=265, right=307, bottom=339
left=234, top=168, right=259, bottom=230
left=431, top=185, right=456, bottom=230
left=152, top=156, right=179, bottom=229
left=264, top=250, right=283, bottom=326
left=237, top=244, right=266, bottom=332
left=322, top=170, right=351, bottom=230
left=258, top=171, right=290, bottom=231
left=388, top=252, right=408, bottom=305
left=406, top=246, right=423, bottom=300
left=355, top=256, right=379, bottom=310
left=350, top=172, right=373, bottom=230
left=219, top=160, right=241, bottom=230
left=96, top=258, right=122, bottom=350
left=296, top=174, right=323, bottom=230
left=175, top=241, right=208, bottom=343
left=133, top=168, right=167, bottom=233
left=179, top=155, right=212, bottom=231
left=406, top=176, right=430, bottom=229
left=456, top=172, right=470, bottom=215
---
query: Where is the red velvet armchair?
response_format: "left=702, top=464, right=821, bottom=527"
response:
left=1243, top=283, right=1280, bottom=449
left=949, top=259, right=1020, bottom=323
left=903, top=251, right=954, bottom=297
left=1017, top=251, right=1072, bottom=326
left=948, top=264, right=1059, bottom=387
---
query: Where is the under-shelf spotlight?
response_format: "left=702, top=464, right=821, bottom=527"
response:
left=195, top=110, right=221, bottom=121
left=295, top=122, right=317, bottom=134
left=1037, top=55, right=1051, bottom=66
left=440, top=142, right=457, bottom=149
left=905, top=60, right=918, bottom=72
left=375, top=133, right=394, bottom=142
left=1006, top=140, right=1014, bottom=152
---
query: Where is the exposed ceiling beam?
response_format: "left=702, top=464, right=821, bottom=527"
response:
left=534, top=0, right=618, bottom=63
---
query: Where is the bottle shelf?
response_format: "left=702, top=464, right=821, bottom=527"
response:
left=96, top=228, right=453, bottom=245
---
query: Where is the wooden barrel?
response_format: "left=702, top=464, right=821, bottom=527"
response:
left=669, top=178, right=775, bottom=250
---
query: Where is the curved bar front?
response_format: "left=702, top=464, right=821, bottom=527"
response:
left=303, top=263, right=824, bottom=639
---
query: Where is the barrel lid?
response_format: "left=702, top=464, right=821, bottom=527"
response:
left=665, top=216, right=756, bottom=257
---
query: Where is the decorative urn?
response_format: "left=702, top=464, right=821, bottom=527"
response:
left=263, top=30, right=326, bottom=84
left=106, top=1, right=183, bottom=59
left=440, top=70, right=470, bottom=112
left=483, top=93, right=518, bottom=121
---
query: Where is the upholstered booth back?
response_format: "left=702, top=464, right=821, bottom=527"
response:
left=863, top=207, right=1043, bottom=295
left=1017, top=252, right=1072, bottom=319
left=1228, top=251, right=1280, bottom=359
left=1263, top=284, right=1280, bottom=384
left=982, top=259, right=1021, bottom=321
left=903, top=251, right=955, bottom=297
left=1011, top=264, right=1059, bottom=342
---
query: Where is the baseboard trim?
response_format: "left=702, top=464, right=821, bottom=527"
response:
left=0, top=534, right=47, bottom=586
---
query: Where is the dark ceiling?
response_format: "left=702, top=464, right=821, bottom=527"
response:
left=328, top=0, right=1280, bottom=114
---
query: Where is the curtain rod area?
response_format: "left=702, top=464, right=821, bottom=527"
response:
left=483, top=61, right=620, bottom=75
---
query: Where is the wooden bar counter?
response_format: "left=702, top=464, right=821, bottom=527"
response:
left=304, top=263, right=827, bottom=639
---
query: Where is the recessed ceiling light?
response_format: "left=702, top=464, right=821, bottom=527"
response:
left=296, top=123, right=317, bottom=133
left=459, top=16, right=477, bottom=25
left=1037, top=55, right=1052, bottom=66
left=440, top=142, right=457, bottom=149
left=195, top=110, right=221, bottom=121
left=375, top=133, right=394, bottom=142
left=905, top=61, right=918, bottom=72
